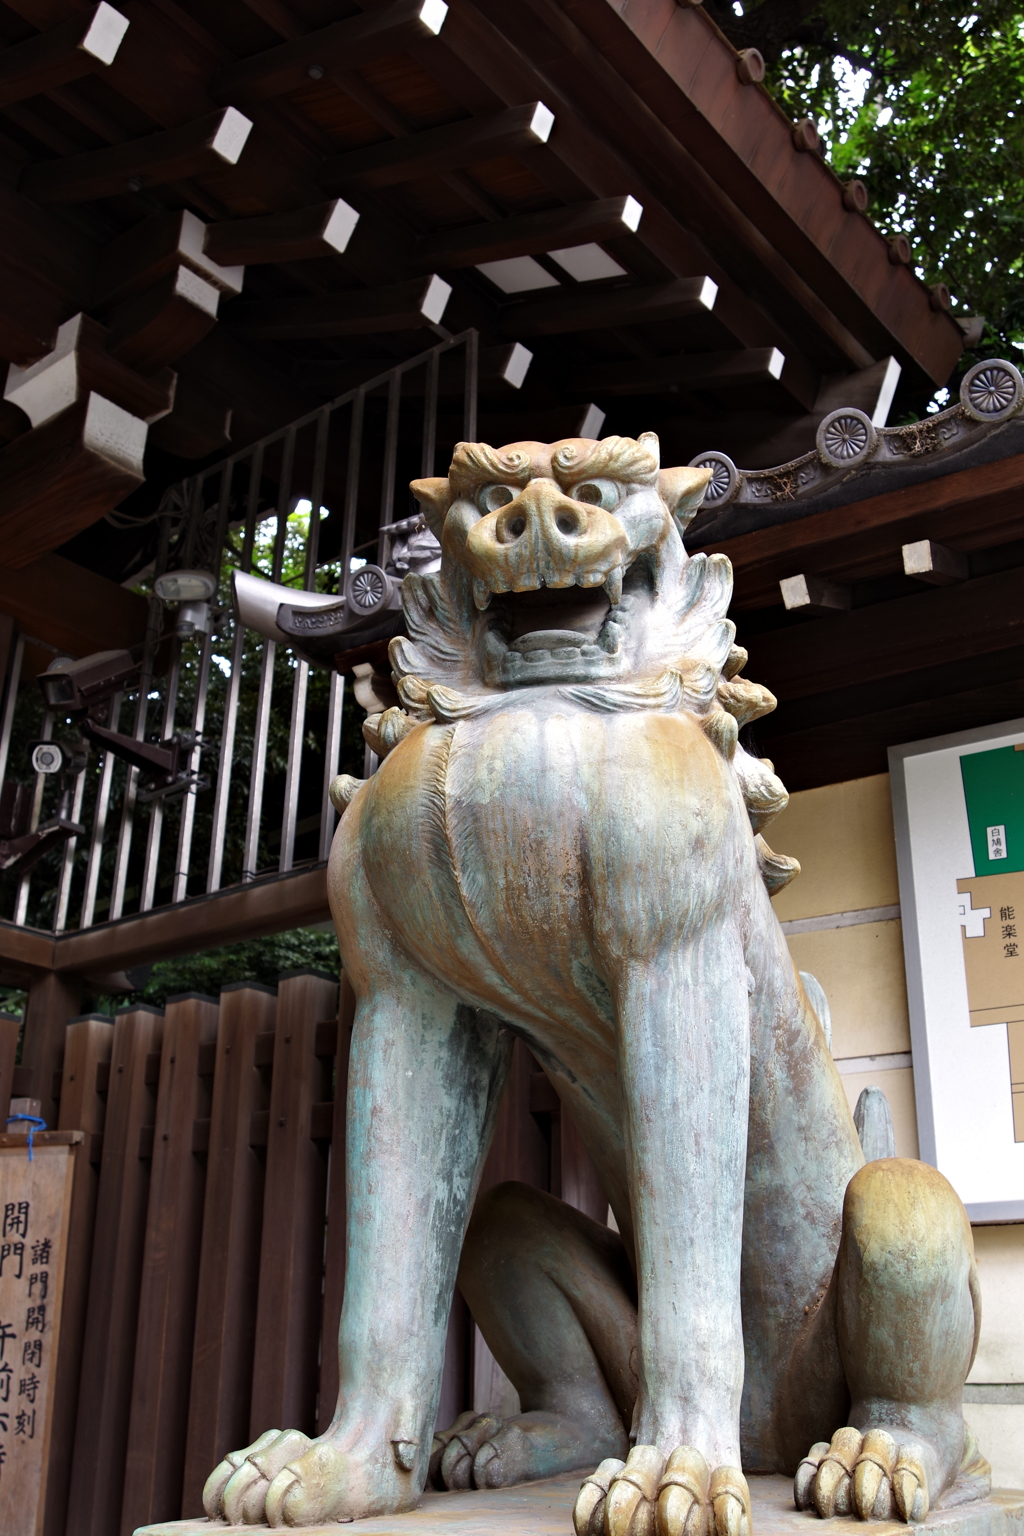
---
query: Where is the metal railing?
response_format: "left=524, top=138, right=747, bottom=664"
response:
left=0, top=331, right=480, bottom=933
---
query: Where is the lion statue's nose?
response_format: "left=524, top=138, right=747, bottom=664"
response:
left=467, top=480, right=627, bottom=591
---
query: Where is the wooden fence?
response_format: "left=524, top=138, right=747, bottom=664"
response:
left=0, top=969, right=606, bottom=1536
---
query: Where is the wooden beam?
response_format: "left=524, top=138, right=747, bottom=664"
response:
left=779, top=573, right=851, bottom=614
left=104, top=266, right=220, bottom=373
left=0, top=393, right=146, bottom=566
left=318, top=101, right=554, bottom=192
left=746, top=568, right=1024, bottom=704
left=147, top=373, right=233, bottom=459
left=695, top=453, right=1024, bottom=609
left=202, top=198, right=359, bottom=266
left=902, top=539, right=968, bottom=585
left=212, top=0, right=448, bottom=107
left=0, top=2, right=128, bottom=109
left=20, top=106, right=253, bottom=204
left=4, top=313, right=176, bottom=427
left=228, top=273, right=451, bottom=339
left=568, top=345, right=818, bottom=409
left=499, top=275, right=718, bottom=338
left=417, top=195, right=642, bottom=269
left=95, top=209, right=243, bottom=310
left=300, top=341, right=532, bottom=399
left=0, top=550, right=149, bottom=657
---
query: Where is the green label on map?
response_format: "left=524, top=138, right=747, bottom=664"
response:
left=960, top=745, right=1024, bottom=875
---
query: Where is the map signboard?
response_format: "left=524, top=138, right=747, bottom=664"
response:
left=891, top=719, right=1024, bottom=1220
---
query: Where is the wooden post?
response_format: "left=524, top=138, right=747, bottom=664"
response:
left=561, top=1107, right=608, bottom=1224
left=121, top=994, right=219, bottom=1534
left=21, top=972, right=82, bottom=1129
left=317, top=971, right=354, bottom=1434
left=181, top=984, right=275, bottom=1516
left=45, top=1015, right=114, bottom=1536
left=248, top=970, right=336, bottom=1440
left=0, top=1009, right=19, bottom=1123
left=65, top=1004, right=163, bottom=1536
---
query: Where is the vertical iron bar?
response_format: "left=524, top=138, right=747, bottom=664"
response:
left=339, top=392, right=365, bottom=580
left=110, top=516, right=172, bottom=920
left=376, top=371, right=401, bottom=567
left=318, top=672, right=345, bottom=862
left=463, top=328, right=479, bottom=444
left=13, top=709, right=53, bottom=926
left=422, top=348, right=439, bottom=477
left=243, top=427, right=296, bottom=881
left=172, top=461, right=233, bottom=902
left=0, top=631, right=25, bottom=787
left=208, top=445, right=262, bottom=893
left=79, top=692, right=122, bottom=929
left=53, top=766, right=86, bottom=933
left=138, top=636, right=182, bottom=912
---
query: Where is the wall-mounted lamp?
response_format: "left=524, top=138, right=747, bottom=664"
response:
left=154, top=568, right=218, bottom=637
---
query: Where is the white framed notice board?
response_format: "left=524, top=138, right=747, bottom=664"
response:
left=891, top=717, right=1024, bottom=1221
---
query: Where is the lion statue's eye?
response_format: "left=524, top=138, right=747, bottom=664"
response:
left=571, top=480, right=620, bottom=511
left=479, top=484, right=517, bottom=513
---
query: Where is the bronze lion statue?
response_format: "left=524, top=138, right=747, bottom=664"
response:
left=203, top=433, right=988, bottom=1532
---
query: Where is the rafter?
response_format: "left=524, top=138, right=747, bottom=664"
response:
left=227, top=275, right=452, bottom=340
left=0, top=3, right=129, bottom=109
left=211, top=0, right=447, bottom=107
left=203, top=200, right=360, bottom=266
left=417, top=196, right=642, bottom=270
left=567, top=346, right=818, bottom=409
left=318, top=102, right=554, bottom=193
left=20, top=107, right=253, bottom=205
left=500, top=276, right=718, bottom=337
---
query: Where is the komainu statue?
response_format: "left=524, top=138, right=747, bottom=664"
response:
left=203, top=433, right=989, bottom=1531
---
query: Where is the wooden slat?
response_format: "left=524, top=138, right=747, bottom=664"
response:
left=560, top=1106, right=607, bottom=1224
left=47, top=1017, right=115, bottom=1536
left=66, top=1005, right=164, bottom=1536
left=318, top=101, right=552, bottom=192
left=212, top=0, right=447, bottom=107
left=20, top=972, right=82, bottom=1128
left=249, top=971, right=337, bottom=1439
left=21, top=107, right=253, bottom=205
left=317, top=972, right=354, bottom=1433
left=122, top=995, right=220, bottom=1533
left=181, top=984, right=277, bottom=1516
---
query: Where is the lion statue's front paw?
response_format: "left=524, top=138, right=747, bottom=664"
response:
left=574, top=1445, right=751, bottom=1536
left=795, top=1427, right=928, bottom=1522
left=203, top=1428, right=312, bottom=1523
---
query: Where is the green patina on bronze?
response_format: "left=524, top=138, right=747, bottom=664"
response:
left=200, top=433, right=988, bottom=1533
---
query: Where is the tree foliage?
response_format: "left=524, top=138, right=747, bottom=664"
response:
left=703, top=0, right=1024, bottom=368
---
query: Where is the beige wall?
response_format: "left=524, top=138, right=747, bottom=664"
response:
left=771, top=773, right=1023, bottom=1486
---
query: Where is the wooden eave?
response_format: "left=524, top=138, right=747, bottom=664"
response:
left=577, top=0, right=963, bottom=388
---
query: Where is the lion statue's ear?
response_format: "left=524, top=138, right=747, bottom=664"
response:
left=658, top=465, right=713, bottom=530
left=409, top=477, right=453, bottom=538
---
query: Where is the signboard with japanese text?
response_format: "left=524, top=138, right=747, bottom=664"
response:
left=891, top=718, right=1024, bottom=1221
left=0, top=1139, right=74, bottom=1536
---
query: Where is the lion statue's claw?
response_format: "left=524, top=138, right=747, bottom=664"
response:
left=795, top=1427, right=929, bottom=1522
left=206, top=1427, right=312, bottom=1524
left=575, top=1445, right=751, bottom=1536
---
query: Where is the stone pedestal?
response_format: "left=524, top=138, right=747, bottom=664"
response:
left=135, top=1472, right=1024, bottom=1536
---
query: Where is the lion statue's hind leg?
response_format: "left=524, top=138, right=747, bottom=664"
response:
left=795, top=1158, right=988, bottom=1523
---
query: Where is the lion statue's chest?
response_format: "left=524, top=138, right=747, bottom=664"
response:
left=347, top=703, right=753, bottom=1008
